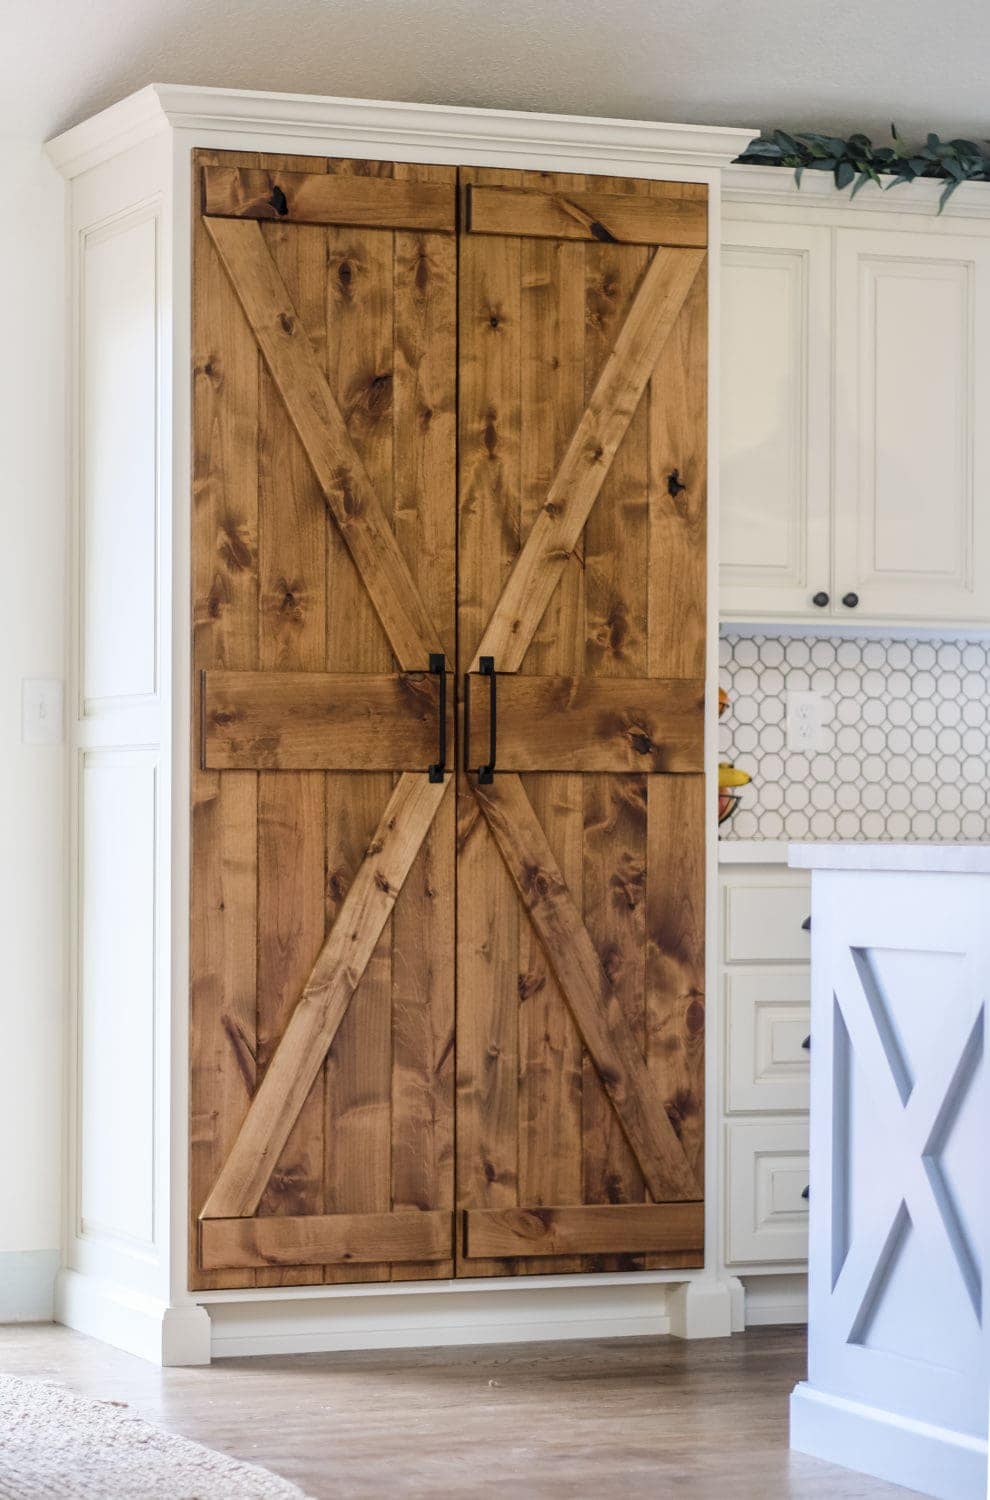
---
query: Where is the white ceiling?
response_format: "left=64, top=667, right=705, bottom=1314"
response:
left=7, top=0, right=990, bottom=147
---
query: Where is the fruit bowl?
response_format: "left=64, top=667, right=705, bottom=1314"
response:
left=718, top=791, right=741, bottom=826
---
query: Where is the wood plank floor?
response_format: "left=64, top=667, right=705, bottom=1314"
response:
left=0, top=1324, right=917, bottom=1498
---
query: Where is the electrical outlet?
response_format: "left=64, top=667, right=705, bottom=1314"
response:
left=787, top=690, right=824, bottom=752
left=22, top=678, right=64, bottom=745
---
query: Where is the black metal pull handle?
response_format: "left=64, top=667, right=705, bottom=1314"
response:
left=428, top=654, right=446, bottom=782
left=801, top=1185, right=810, bottom=1201
left=812, top=591, right=829, bottom=608
left=477, top=657, right=497, bottom=783
left=842, top=592, right=859, bottom=609
left=801, top=1034, right=811, bottom=1051
left=801, top=914, right=811, bottom=931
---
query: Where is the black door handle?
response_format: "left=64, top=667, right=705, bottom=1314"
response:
left=428, top=654, right=447, bottom=782
left=466, top=657, right=497, bottom=784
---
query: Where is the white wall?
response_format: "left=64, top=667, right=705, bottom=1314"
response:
left=0, top=139, right=66, bottom=1319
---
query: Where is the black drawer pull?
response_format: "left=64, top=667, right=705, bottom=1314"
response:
left=427, top=654, right=447, bottom=783
left=812, top=591, right=829, bottom=608
left=801, top=1185, right=810, bottom=1201
left=801, top=1035, right=811, bottom=1051
left=801, top=915, right=811, bottom=932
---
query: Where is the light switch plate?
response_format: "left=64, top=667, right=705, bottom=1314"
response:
left=22, top=678, right=64, bottom=745
left=787, top=690, right=824, bottom=752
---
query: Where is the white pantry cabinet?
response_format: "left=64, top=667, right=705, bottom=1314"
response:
left=47, top=82, right=753, bottom=1367
left=721, top=168, right=990, bottom=627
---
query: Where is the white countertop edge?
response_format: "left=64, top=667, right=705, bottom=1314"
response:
left=718, top=840, right=790, bottom=865
left=788, top=842, right=990, bottom=874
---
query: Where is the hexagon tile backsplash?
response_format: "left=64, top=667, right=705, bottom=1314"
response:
left=718, top=633, right=990, bottom=842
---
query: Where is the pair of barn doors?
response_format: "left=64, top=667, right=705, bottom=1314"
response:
left=190, top=149, right=708, bottom=1290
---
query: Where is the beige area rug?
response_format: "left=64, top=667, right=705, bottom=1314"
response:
left=0, top=1373, right=312, bottom=1499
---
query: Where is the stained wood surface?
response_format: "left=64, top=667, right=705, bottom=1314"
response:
left=200, top=1210, right=452, bottom=1269
left=466, top=182, right=708, bottom=246
left=201, top=772, right=450, bottom=1220
left=464, top=673, right=704, bottom=773
left=202, top=669, right=452, bottom=770
left=470, top=243, right=706, bottom=672
left=203, top=165, right=456, bottom=230
left=202, top=214, right=442, bottom=670
left=456, top=165, right=709, bottom=1278
left=191, top=150, right=457, bottom=1290
left=464, top=1202, right=703, bottom=1258
left=193, top=153, right=707, bottom=1289
left=471, top=774, right=700, bottom=1204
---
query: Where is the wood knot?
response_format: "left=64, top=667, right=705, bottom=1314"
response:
left=628, top=730, right=654, bottom=756
left=686, top=997, right=705, bottom=1035
left=279, top=312, right=294, bottom=335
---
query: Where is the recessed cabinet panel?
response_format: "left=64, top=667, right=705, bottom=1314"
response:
left=725, top=1118, right=810, bottom=1265
left=833, top=228, right=990, bottom=621
left=720, top=221, right=831, bottom=618
left=726, top=968, right=811, bottom=1113
left=81, top=209, right=159, bottom=709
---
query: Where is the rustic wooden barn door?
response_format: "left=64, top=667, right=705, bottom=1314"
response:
left=190, top=151, right=458, bottom=1289
left=456, top=167, right=708, bottom=1273
left=190, top=152, right=707, bottom=1289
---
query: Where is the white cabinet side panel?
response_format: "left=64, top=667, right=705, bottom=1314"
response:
left=81, top=208, right=159, bottom=709
left=79, top=751, right=158, bottom=1250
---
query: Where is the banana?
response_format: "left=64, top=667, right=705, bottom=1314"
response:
left=719, top=763, right=751, bottom=789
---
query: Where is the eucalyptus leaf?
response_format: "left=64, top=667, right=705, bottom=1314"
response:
left=735, top=123, right=990, bottom=212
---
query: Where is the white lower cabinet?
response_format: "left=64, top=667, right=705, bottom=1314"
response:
left=725, top=1119, right=810, bottom=1265
left=720, top=861, right=811, bottom=1275
left=725, top=968, right=810, bottom=1112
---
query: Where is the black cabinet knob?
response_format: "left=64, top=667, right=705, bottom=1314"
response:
left=801, top=1035, right=811, bottom=1051
left=812, top=591, right=829, bottom=608
left=801, top=915, right=811, bottom=932
left=801, top=1185, right=810, bottom=1201
left=842, top=592, right=859, bottom=608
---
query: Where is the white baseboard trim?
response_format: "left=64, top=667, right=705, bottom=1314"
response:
left=790, top=1382, right=988, bottom=1500
left=667, top=1278, right=736, bottom=1339
left=742, top=1273, right=807, bottom=1327
left=0, top=1250, right=59, bottom=1323
left=55, top=1270, right=211, bottom=1367
left=207, top=1281, right=679, bottom=1358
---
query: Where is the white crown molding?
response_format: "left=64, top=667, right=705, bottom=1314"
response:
left=47, top=82, right=756, bottom=179
left=724, top=161, right=990, bottom=220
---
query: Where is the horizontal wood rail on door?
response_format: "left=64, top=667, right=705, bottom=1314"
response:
left=202, top=668, right=454, bottom=771
left=463, top=673, right=705, bottom=774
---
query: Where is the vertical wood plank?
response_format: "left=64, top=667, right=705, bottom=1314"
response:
left=644, top=231, right=707, bottom=1266
left=189, top=148, right=261, bottom=1292
left=323, top=158, right=397, bottom=1285
left=648, top=265, right=708, bottom=679
left=254, top=159, right=329, bottom=1288
left=516, top=205, right=586, bottom=1274
left=582, top=219, right=651, bottom=1268
left=389, top=161, right=457, bottom=1279
left=456, top=170, right=523, bottom=1275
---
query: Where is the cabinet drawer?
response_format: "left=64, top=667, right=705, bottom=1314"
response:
left=722, top=876, right=811, bottom=963
left=725, top=1119, right=809, bottom=1266
left=726, top=969, right=810, bottom=1113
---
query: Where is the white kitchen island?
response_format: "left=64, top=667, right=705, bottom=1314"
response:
left=788, top=844, right=989, bottom=1500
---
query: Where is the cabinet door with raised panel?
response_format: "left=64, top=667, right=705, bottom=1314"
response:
left=720, top=220, right=832, bottom=619
left=833, top=228, right=990, bottom=623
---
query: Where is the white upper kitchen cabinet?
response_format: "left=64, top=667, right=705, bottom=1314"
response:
left=721, top=168, right=990, bottom=627
left=721, top=219, right=832, bottom=618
